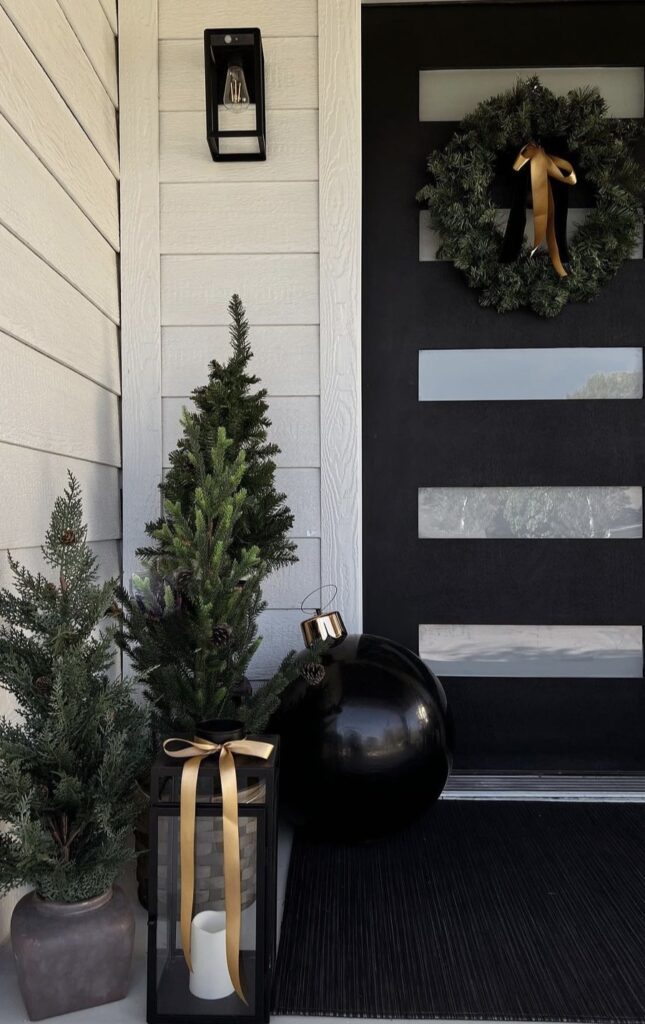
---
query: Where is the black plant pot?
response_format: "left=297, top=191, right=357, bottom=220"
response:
left=272, top=633, right=454, bottom=840
left=196, top=718, right=245, bottom=742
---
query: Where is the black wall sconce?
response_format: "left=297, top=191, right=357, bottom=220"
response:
left=204, top=28, right=266, bottom=161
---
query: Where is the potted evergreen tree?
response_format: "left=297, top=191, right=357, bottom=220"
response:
left=117, top=295, right=313, bottom=739
left=150, top=293, right=296, bottom=575
left=116, top=296, right=320, bottom=906
left=120, top=422, right=300, bottom=737
left=0, top=475, right=148, bottom=1021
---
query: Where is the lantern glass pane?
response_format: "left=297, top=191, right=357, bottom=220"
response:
left=153, top=809, right=260, bottom=1017
left=217, top=106, right=261, bottom=155
left=156, top=773, right=266, bottom=804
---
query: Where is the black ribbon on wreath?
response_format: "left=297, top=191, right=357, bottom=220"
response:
left=500, top=136, right=578, bottom=276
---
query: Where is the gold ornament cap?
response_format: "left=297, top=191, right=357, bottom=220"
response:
left=300, top=585, right=347, bottom=648
left=301, top=610, right=347, bottom=647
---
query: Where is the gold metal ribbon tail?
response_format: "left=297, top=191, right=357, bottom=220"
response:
left=513, top=142, right=577, bottom=278
left=163, top=735, right=274, bottom=1003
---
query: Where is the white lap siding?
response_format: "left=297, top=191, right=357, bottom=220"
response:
left=0, top=0, right=120, bottom=939
left=122, top=0, right=321, bottom=685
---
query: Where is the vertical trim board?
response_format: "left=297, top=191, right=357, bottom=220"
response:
left=318, top=0, right=362, bottom=632
left=119, top=0, right=162, bottom=582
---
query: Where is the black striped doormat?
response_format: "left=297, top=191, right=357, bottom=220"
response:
left=273, top=801, right=645, bottom=1020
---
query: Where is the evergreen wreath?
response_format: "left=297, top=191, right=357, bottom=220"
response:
left=416, top=76, right=644, bottom=317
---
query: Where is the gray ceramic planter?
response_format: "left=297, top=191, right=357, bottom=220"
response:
left=11, top=885, right=134, bottom=1021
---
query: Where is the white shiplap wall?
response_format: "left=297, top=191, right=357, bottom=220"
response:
left=0, top=0, right=120, bottom=939
left=157, top=0, right=321, bottom=677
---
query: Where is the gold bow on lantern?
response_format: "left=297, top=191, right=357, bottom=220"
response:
left=513, top=142, right=577, bottom=278
left=163, top=736, right=274, bottom=1003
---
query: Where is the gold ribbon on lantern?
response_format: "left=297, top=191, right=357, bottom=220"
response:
left=163, top=736, right=274, bottom=1003
left=513, top=142, right=577, bottom=278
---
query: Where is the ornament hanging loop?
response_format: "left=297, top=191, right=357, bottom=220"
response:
left=299, top=585, right=346, bottom=647
left=300, top=583, right=338, bottom=616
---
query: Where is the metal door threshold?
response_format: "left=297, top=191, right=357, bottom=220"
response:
left=443, top=771, right=645, bottom=801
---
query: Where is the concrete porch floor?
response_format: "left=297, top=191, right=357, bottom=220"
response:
left=0, top=825, right=480, bottom=1024
left=3, top=780, right=644, bottom=1024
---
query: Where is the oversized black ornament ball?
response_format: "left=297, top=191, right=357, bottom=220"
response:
left=272, top=629, right=453, bottom=840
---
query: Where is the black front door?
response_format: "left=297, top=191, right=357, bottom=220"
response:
left=362, top=1, right=645, bottom=772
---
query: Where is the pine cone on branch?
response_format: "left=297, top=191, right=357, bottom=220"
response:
left=212, top=623, right=233, bottom=647
left=34, top=676, right=51, bottom=696
left=174, top=569, right=192, bottom=591
left=301, top=661, right=326, bottom=688
left=59, top=529, right=77, bottom=545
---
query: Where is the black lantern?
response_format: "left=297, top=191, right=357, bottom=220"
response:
left=147, top=721, right=279, bottom=1024
left=204, top=28, right=266, bottom=161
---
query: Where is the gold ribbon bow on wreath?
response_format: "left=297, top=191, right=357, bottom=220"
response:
left=163, top=736, right=275, bottom=1003
left=513, top=142, right=577, bottom=278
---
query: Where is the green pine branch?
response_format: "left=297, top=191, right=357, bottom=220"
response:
left=117, top=297, right=312, bottom=739
left=0, top=474, right=148, bottom=903
left=154, top=293, right=296, bottom=571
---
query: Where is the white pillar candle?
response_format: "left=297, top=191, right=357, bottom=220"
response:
left=188, top=911, right=235, bottom=1001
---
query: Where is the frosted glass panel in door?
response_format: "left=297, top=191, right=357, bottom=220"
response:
left=418, top=348, right=643, bottom=401
left=419, top=210, right=644, bottom=261
left=419, top=67, right=645, bottom=120
left=418, top=486, right=643, bottom=539
left=419, top=625, right=643, bottom=677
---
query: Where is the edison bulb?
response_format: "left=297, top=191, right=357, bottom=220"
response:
left=223, top=62, right=250, bottom=112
